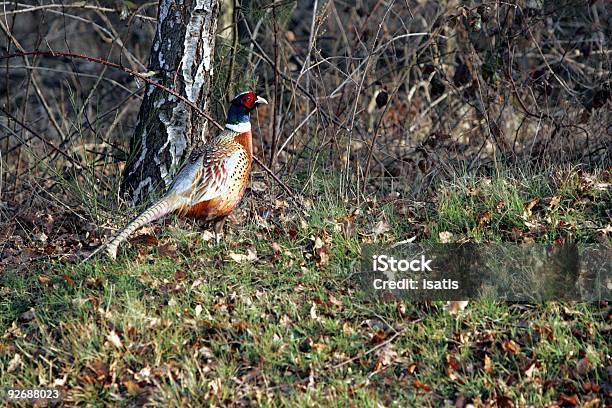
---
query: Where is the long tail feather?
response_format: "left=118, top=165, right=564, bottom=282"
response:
left=105, top=198, right=175, bottom=259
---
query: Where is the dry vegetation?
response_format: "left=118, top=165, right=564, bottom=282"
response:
left=1, top=1, right=609, bottom=209
left=0, top=0, right=610, bottom=406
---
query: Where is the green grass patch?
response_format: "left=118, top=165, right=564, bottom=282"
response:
left=1, top=167, right=609, bottom=406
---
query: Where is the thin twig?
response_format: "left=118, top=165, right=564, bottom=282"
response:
left=0, top=107, right=83, bottom=169
left=331, top=328, right=407, bottom=369
left=243, top=20, right=349, bottom=131
left=223, top=0, right=239, bottom=104
left=0, top=50, right=297, bottom=199
left=269, top=0, right=280, bottom=168
left=0, top=23, right=68, bottom=142
left=0, top=2, right=155, bottom=21
left=0, top=50, right=224, bottom=129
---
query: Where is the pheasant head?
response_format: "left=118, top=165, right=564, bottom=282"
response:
left=225, top=91, right=268, bottom=133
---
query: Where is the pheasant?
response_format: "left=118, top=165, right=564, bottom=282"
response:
left=102, top=91, right=267, bottom=259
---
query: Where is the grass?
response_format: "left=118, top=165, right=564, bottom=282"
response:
left=0, top=166, right=609, bottom=406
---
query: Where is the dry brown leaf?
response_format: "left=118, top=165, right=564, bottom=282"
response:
left=501, top=339, right=520, bottom=354
left=327, top=294, right=342, bottom=307
left=158, top=243, right=177, bottom=258
left=559, top=394, right=578, bottom=406
left=313, top=236, right=324, bottom=249
left=522, top=198, right=540, bottom=219
left=174, top=270, right=187, bottom=281
left=191, top=278, right=203, bottom=289
left=447, top=354, right=462, bottom=382
left=413, top=379, right=431, bottom=392
left=271, top=242, right=282, bottom=253
left=124, top=380, right=142, bottom=395
left=548, top=196, right=561, bottom=208
left=582, top=382, right=600, bottom=393
left=246, top=248, right=258, bottom=261
left=312, top=343, right=326, bottom=352
left=315, top=246, right=329, bottom=269
left=371, top=329, right=388, bottom=345
left=575, top=357, right=591, bottom=375
left=130, top=234, right=159, bottom=246
left=496, top=396, right=514, bottom=408
left=38, top=274, right=51, bottom=286
left=484, top=354, right=493, bottom=374
left=447, top=354, right=460, bottom=370
left=311, top=235, right=330, bottom=269
left=511, top=227, right=524, bottom=240
left=62, top=274, right=75, bottom=286
left=478, top=211, right=492, bottom=226
left=90, top=360, right=109, bottom=381
left=376, top=345, right=397, bottom=369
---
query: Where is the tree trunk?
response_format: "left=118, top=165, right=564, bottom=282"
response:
left=122, top=0, right=220, bottom=205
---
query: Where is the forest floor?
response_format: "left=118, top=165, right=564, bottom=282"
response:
left=0, top=166, right=610, bottom=406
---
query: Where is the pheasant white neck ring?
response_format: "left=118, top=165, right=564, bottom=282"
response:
left=225, top=121, right=251, bottom=133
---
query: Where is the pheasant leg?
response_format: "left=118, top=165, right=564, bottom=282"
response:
left=213, top=217, right=226, bottom=245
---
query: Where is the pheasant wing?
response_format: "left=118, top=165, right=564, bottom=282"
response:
left=190, top=146, right=247, bottom=203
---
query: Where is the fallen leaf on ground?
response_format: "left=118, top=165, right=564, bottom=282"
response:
left=191, top=278, right=203, bottom=289
left=19, top=308, right=35, bottom=322
left=38, top=275, right=51, bottom=285
left=124, top=380, right=142, bottom=395
left=501, top=339, right=520, bottom=354
left=371, top=220, right=390, bottom=237
left=228, top=248, right=257, bottom=263
left=371, top=330, right=388, bottom=344
left=158, top=243, right=177, bottom=258
left=559, top=394, right=578, bottom=406
left=445, top=300, right=469, bottom=315
left=581, top=398, right=600, bottom=408
left=575, top=357, right=591, bottom=375
left=106, top=330, right=122, bottom=348
left=7, top=353, right=22, bottom=373
left=130, top=234, right=159, bottom=246
left=496, top=396, right=514, bottom=408
left=413, top=379, right=431, bottom=392
left=439, top=231, right=454, bottom=243
left=523, top=198, right=540, bottom=218
left=524, top=360, right=537, bottom=378
left=484, top=354, right=493, bottom=374
left=309, top=302, right=319, bottom=320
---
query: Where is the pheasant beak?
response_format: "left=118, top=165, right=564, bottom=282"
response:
left=256, top=96, right=268, bottom=105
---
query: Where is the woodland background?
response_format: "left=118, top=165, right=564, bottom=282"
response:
left=0, top=0, right=610, bottom=406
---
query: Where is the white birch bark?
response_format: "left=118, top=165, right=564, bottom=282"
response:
left=122, top=0, right=220, bottom=205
